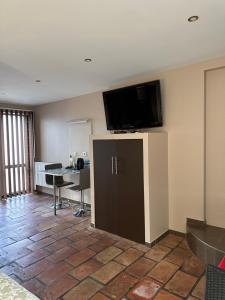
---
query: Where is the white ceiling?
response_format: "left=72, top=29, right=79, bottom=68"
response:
left=1, top=0, right=225, bottom=105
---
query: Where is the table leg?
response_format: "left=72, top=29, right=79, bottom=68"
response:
left=53, top=175, right=57, bottom=216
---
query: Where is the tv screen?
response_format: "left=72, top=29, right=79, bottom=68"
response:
left=103, top=80, right=163, bottom=131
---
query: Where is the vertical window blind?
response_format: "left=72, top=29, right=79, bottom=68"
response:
left=0, top=109, right=34, bottom=199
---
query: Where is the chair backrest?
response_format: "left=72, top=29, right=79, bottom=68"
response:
left=79, top=168, right=90, bottom=190
left=45, top=163, right=63, bottom=186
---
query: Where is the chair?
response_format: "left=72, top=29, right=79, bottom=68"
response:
left=45, top=163, right=73, bottom=209
left=68, top=168, right=90, bottom=217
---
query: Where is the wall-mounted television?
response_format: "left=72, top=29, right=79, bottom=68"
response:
left=103, top=80, right=163, bottom=131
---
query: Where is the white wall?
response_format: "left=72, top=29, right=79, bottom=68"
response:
left=34, top=55, right=225, bottom=233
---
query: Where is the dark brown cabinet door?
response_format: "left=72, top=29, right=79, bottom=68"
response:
left=93, top=140, right=118, bottom=235
left=115, top=139, right=145, bottom=243
left=93, top=139, right=145, bottom=244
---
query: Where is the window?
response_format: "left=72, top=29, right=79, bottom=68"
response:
left=0, top=109, right=34, bottom=198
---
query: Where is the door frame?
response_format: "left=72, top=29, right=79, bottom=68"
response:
left=204, top=66, right=225, bottom=227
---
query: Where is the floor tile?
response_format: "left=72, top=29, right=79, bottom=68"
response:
left=165, top=247, right=192, bottom=267
left=16, top=249, right=49, bottom=267
left=158, top=234, right=183, bottom=248
left=50, top=222, right=73, bottom=232
left=72, top=236, right=98, bottom=250
left=178, top=239, right=190, bottom=250
left=104, top=232, right=121, bottom=241
left=0, top=237, right=16, bottom=247
left=44, top=238, right=72, bottom=252
left=154, top=290, right=182, bottom=299
left=37, top=261, right=73, bottom=285
left=63, top=277, right=103, bottom=300
left=46, top=246, right=77, bottom=263
left=29, top=229, right=53, bottom=242
left=181, top=255, right=205, bottom=277
left=191, top=276, right=205, bottom=300
left=115, top=239, right=136, bottom=250
left=0, top=262, right=19, bottom=276
left=91, top=261, right=125, bottom=284
left=67, top=230, right=92, bottom=242
left=41, top=274, right=78, bottom=300
left=102, top=272, right=138, bottom=299
left=165, top=270, right=198, bottom=297
left=1, top=239, right=32, bottom=262
left=37, top=221, right=58, bottom=232
left=23, top=278, right=45, bottom=299
left=90, top=232, right=108, bottom=240
left=27, top=237, right=56, bottom=251
left=51, top=228, right=76, bottom=240
left=9, top=274, right=23, bottom=284
left=89, top=238, right=116, bottom=252
left=69, top=258, right=103, bottom=280
left=148, top=260, right=179, bottom=283
left=91, top=293, right=110, bottom=300
left=127, top=277, right=161, bottom=300
left=145, top=245, right=171, bottom=262
left=14, top=258, right=54, bottom=281
left=66, top=247, right=96, bottom=267
left=132, top=243, right=150, bottom=253
left=2, top=248, right=31, bottom=264
left=3, top=238, right=33, bottom=251
left=95, top=246, right=122, bottom=264
left=115, top=248, right=143, bottom=266
left=126, top=257, right=156, bottom=278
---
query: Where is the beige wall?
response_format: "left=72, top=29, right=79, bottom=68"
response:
left=205, top=67, right=225, bottom=228
left=34, top=55, right=225, bottom=233
left=34, top=92, right=106, bottom=164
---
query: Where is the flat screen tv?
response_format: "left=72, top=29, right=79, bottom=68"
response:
left=103, top=80, right=163, bottom=131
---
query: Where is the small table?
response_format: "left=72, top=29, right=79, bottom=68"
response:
left=41, top=168, right=80, bottom=215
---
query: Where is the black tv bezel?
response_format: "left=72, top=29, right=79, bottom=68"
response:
left=103, top=80, right=163, bottom=131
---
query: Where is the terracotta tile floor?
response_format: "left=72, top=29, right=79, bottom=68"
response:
left=0, top=194, right=206, bottom=300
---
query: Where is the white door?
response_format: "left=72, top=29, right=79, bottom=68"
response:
left=206, top=67, right=225, bottom=228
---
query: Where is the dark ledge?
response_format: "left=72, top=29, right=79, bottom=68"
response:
left=187, top=218, right=225, bottom=265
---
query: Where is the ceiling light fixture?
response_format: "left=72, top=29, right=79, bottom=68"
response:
left=84, top=58, right=92, bottom=62
left=35, top=79, right=41, bottom=83
left=188, top=16, right=199, bottom=22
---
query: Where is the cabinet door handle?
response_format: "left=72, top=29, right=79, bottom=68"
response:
left=111, top=156, right=114, bottom=175
left=115, top=156, right=118, bottom=175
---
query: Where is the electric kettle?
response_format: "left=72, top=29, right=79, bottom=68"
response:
left=76, top=158, right=84, bottom=170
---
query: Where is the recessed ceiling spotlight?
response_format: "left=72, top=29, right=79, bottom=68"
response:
left=35, top=79, right=41, bottom=83
left=188, top=16, right=199, bottom=22
left=84, top=58, right=92, bottom=62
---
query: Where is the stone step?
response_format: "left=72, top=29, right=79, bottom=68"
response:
left=187, top=218, right=225, bottom=265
